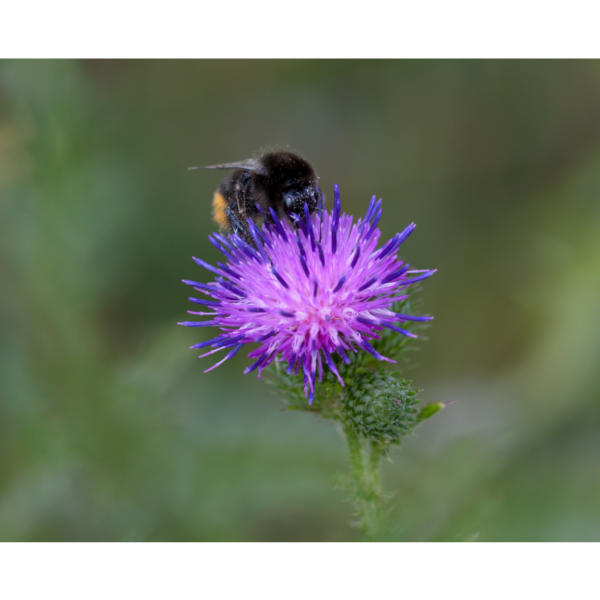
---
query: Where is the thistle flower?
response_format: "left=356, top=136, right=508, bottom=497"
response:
left=179, top=185, right=435, bottom=403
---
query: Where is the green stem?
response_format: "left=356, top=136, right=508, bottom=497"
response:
left=369, top=439, right=386, bottom=494
left=343, top=424, right=387, bottom=540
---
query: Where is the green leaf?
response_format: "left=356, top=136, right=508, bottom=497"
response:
left=417, top=401, right=453, bottom=423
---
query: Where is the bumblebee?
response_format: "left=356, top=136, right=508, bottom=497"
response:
left=190, top=150, right=325, bottom=244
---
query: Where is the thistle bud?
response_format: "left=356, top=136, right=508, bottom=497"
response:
left=342, top=371, right=419, bottom=443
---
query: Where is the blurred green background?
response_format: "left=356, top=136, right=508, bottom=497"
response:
left=1, top=60, right=600, bottom=541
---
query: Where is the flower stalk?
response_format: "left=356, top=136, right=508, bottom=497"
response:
left=344, top=424, right=387, bottom=540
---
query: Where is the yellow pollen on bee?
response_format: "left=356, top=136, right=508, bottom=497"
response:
left=212, top=191, right=229, bottom=230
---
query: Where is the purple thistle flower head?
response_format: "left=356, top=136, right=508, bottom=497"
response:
left=179, top=185, right=436, bottom=404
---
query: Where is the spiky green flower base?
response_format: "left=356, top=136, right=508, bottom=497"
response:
left=343, top=371, right=419, bottom=443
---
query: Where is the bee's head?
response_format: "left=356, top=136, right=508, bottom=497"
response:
left=259, top=151, right=323, bottom=219
left=282, top=184, right=321, bottom=217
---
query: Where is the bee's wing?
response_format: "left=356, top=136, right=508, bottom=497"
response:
left=188, top=159, right=266, bottom=175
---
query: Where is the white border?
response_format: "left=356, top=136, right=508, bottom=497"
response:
left=0, top=543, right=598, bottom=599
left=2, top=1, right=599, bottom=58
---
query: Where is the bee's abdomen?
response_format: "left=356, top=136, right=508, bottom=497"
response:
left=212, top=191, right=230, bottom=230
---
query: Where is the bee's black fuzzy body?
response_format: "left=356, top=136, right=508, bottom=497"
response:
left=193, top=151, right=325, bottom=244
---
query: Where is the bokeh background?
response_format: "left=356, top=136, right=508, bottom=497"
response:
left=1, top=60, right=600, bottom=541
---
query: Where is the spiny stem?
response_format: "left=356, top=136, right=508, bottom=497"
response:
left=343, top=424, right=387, bottom=541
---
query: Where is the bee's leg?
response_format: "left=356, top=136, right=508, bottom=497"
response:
left=225, top=203, right=253, bottom=245
left=245, top=200, right=261, bottom=220
left=261, top=206, right=275, bottom=226
left=316, top=186, right=326, bottom=213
